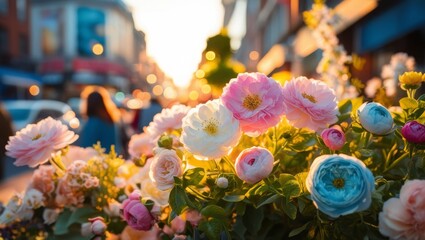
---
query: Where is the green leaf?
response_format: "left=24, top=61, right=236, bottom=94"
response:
left=183, top=167, right=205, bottom=187
left=351, top=122, right=364, bottom=133
left=169, top=185, right=188, bottom=215
left=338, top=99, right=352, bottom=114
left=295, top=172, right=308, bottom=193
left=243, top=206, right=264, bottom=236
left=198, top=218, right=223, bottom=240
left=282, top=199, right=297, bottom=220
left=256, top=194, right=281, bottom=208
left=54, top=209, right=72, bottom=235
left=289, top=222, right=310, bottom=238
left=222, top=194, right=245, bottom=202
left=279, top=174, right=301, bottom=199
left=418, top=93, right=425, bottom=101
left=201, top=205, right=227, bottom=220
left=400, top=97, right=418, bottom=110
left=359, top=149, right=374, bottom=157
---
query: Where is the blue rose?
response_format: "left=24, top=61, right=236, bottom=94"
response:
left=306, top=154, right=375, bottom=218
left=357, top=102, right=394, bottom=135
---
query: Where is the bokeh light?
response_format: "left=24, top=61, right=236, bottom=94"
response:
left=147, top=74, right=157, bottom=84
left=29, top=85, right=40, bottom=96
left=92, top=43, right=104, bottom=55
left=206, top=51, right=216, bottom=61
left=152, top=85, right=164, bottom=96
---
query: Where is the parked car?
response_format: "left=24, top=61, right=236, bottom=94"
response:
left=3, top=100, right=79, bottom=131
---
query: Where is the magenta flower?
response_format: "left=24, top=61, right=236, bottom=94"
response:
left=122, top=190, right=155, bottom=231
left=221, top=72, right=286, bottom=136
left=282, top=76, right=339, bottom=132
left=235, top=147, right=274, bottom=184
left=6, top=117, right=78, bottom=167
left=321, top=126, right=346, bottom=151
left=401, top=121, right=425, bottom=144
left=379, top=180, right=425, bottom=239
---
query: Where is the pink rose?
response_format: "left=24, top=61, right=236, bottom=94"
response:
left=321, top=126, right=346, bottom=151
left=6, top=117, right=78, bottom=167
left=128, top=132, right=155, bottom=158
left=149, top=148, right=183, bottom=190
left=379, top=180, right=425, bottom=239
left=401, top=121, right=425, bottom=144
left=122, top=190, right=155, bottom=231
left=282, top=77, right=339, bottom=132
left=235, top=147, right=274, bottom=184
left=221, top=72, right=286, bottom=136
left=89, top=217, right=107, bottom=235
left=145, top=104, right=191, bottom=140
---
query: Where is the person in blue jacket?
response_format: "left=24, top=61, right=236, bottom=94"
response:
left=77, top=86, right=123, bottom=154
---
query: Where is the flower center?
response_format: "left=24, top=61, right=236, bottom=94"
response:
left=32, top=134, right=42, bottom=141
left=203, top=119, right=219, bottom=136
left=247, top=158, right=256, bottom=166
left=333, top=178, right=345, bottom=189
left=302, top=92, right=317, bottom=103
left=161, top=160, right=174, bottom=175
left=243, top=94, right=262, bottom=111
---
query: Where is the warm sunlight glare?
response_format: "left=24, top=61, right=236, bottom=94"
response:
left=125, top=0, right=224, bottom=88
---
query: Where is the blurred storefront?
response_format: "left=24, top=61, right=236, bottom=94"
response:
left=235, top=0, right=425, bottom=84
left=30, top=0, right=141, bottom=100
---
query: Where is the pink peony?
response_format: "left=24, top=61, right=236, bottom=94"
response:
left=235, top=147, right=274, bottom=184
left=401, top=121, right=425, bottom=144
left=221, top=72, right=286, bottom=136
left=145, top=104, right=191, bottom=140
left=6, top=117, right=79, bottom=167
left=61, top=146, right=98, bottom=167
left=282, top=76, right=339, bottom=132
left=321, top=125, right=346, bottom=151
left=379, top=180, right=425, bottom=239
left=122, top=190, right=155, bottom=231
left=128, top=132, right=155, bottom=158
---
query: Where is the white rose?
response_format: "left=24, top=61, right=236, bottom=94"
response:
left=180, top=99, right=241, bottom=160
left=149, top=148, right=182, bottom=190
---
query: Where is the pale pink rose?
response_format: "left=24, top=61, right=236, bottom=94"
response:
left=5, top=117, right=79, bottom=167
left=235, top=147, right=274, bottom=184
left=89, top=217, right=107, bottom=235
left=282, top=77, right=339, bottom=131
left=149, top=148, right=183, bottom=190
left=163, top=216, right=186, bottom=236
left=62, top=146, right=98, bottom=167
left=145, top=104, right=191, bottom=140
left=221, top=72, right=286, bottom=136
left=128, top=132, right=155, bottom=158
left=183, top=209, right=202, bottom=227
left=320, top=125, right=346, bottom=151
left=31, top=165, right=56, bottom=195
left=121, top=190, right=155, bottom=231
left=379, top=180, right=425, bottom=239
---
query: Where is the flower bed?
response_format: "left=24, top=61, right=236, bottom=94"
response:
left=1, top=70, right=425, bottom=239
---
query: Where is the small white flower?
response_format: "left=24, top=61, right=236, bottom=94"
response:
left=216, top=177, right=229, bottom=189
left=22, top=188, right=45, bottom=209
left=43, top=208, right=61, bottom=225
left=180, top=99, right=241, bottom=160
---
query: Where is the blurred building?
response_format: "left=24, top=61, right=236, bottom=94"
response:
left=0, top=0, right=42, bottom=99
left=30, top=0, right=143, bottom=99
left=235, top=0, right=425, bottom=83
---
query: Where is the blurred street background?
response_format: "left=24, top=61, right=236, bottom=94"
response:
left=1, top=0, right=425, bottom=181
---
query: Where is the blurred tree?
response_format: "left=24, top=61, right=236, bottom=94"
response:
left=199, top=29, right=245, bottom=93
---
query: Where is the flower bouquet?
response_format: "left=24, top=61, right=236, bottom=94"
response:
left=2, top=69, right=425, bottom=239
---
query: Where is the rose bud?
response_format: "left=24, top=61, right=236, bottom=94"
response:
left=401, top=121, right=425, bottom=144
left=121, top=190, right=155, bottom=231
left=216, top=177, right=229, bottom=189
left=321, top=126, right=346, bottom=151
left=235, top=147, right=274, bottom=184
left=89, top=217, right=107, bottom=235
left=357, top=102, right=394, bottom=135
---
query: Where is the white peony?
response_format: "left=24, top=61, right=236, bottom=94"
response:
left=180, top=99, right=241, bottom=160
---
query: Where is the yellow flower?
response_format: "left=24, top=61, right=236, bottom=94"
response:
left=399, top=71, right=423, bottom=90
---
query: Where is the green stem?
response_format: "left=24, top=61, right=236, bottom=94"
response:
left=384, top=152, right=409, bottom=173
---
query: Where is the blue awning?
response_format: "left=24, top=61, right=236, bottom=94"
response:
left=356, top=0, right=425, bottom=53
left=0, top=67, right=42, bottom=87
